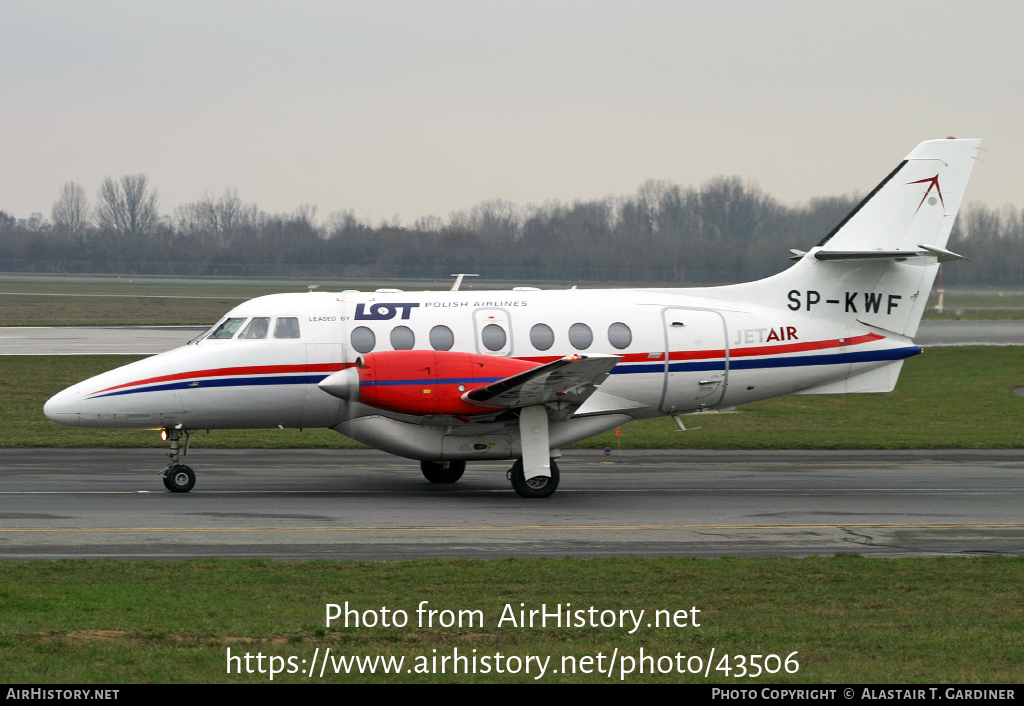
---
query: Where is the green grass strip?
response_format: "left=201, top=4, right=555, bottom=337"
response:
left=1, top=556, right=1023, bottom=683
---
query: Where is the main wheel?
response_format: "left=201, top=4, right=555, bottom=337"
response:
left=163, top=464, right=195, bottom=493
left=420, top=460, right=466, bottom=484
left=509, top=458, right=559, bottom=498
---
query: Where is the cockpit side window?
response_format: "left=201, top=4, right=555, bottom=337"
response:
left=274, top=317, right=301, bottom=339
left=238, top=317, right=270, bottom=340
left=207, top=317, right=247, bottom=339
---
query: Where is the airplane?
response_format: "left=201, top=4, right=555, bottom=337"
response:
left=43, top=138, right=979, bottom=498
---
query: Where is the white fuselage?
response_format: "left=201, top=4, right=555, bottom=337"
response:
left=44, top=286, right=918, bottom=461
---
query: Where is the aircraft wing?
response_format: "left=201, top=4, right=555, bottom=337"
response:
left=462, top=354, right=621, bottom=412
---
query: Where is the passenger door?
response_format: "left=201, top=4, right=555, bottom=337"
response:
left=660, top=307, right=729, bottom=413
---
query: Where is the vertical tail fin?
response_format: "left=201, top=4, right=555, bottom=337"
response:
left=708, top=138, right=981, bottom=339
left=816, top=137, right=980, bottom=254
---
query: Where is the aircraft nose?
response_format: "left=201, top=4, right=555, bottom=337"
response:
left=44, top=384, right=81, bottom=427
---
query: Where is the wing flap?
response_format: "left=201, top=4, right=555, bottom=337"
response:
left=463, top=354, right=621, bottom=409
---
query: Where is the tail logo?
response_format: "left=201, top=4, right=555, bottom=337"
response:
left=906, top=175, right=944, bottom=212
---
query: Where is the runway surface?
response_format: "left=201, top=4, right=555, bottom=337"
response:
left=0, top=325, right=205, bottom=354
left=0, top=320, right=1020, bottom=355
left=2, top=449, right=1022, bottom=560
left=916, top=320, right=1024, bottom=346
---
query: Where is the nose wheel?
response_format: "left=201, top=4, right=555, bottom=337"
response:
left=163, top=465, right=195, bottom=492
left=508, top=458, right=559, bottom=498
left=160, top=427, right=196, bottom=493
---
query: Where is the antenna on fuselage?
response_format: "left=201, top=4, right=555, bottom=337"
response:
left=450, top=273, right=479, bottom=291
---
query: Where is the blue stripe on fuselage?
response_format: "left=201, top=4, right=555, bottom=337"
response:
left=611, top=346, right=920, bottom=375
left=86, top=347, right=920, bottom=398
left=358, top=377, right=505, bottom=387
left=87, top=375, right=330, bottom=399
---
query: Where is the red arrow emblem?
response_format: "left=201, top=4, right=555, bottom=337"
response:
left=906, top=175, right=944, bottom=212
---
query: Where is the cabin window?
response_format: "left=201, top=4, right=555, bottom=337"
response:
left=568, top=322, right=593, bottom=350
left=481, top=324, right=507, bottom=352
left=274, top=317, right=301, bottom=339
left=607, top=322, right=632, bottom=349
left=351, top=326, right=376, bottom=353
left=429, top=325, right=455, bottom=351
left=238, top=317, right=270, bottom=340
left=530, top=323, right=555, bottom=351
left=390, top=325, right=415, bottom=350
left=207, top=317, right=247, bottom=339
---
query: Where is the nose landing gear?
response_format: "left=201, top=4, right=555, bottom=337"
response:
left=163, top=464, right=195, bottom=492
left=160, top=427, right=195, bottom=493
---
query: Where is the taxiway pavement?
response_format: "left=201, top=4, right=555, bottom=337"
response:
left=2, top=449, right=1022, bottom=560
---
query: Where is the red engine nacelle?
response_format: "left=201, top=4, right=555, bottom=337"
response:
left=354, top=350, right=539, bottom=416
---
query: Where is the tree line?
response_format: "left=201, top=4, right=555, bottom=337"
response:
left=1, top=174, right=1021, bottom=286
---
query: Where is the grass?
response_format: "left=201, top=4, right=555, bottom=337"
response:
left=4, top=278, right=1021, bottom=686
left=0, top=354, right=364, bottom=449
left=2, top=556, right=1024, bottom=683
left=3, top=280, right=1021, bottom=684
left=0, top=279, right=302, bottom=326
left=3, top=347, right=1022, bottom=449
left=582, top=346, right=1024, bottom=450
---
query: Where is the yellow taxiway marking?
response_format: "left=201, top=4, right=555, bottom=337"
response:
left=2, top=523, right=1024, bottom=533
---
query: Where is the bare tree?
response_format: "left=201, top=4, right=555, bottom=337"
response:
left=95, top=174, right=159, bottom=236
left=293, top=203, right=318, bottom=229
left=51, top=181, right=90, bottom=236
left=175, top=188, right=257, bottom=237
left=213, top=188, right=248, bottom=232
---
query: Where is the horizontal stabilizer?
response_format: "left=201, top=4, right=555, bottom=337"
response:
left=917, top=244, right=967, bottom=262
left=813, top=246, right=965, bottom=263
left=463, top=354, right=621, bottom=409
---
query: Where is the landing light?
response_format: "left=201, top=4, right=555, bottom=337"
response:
left=160, top=430, right=167, bottom=441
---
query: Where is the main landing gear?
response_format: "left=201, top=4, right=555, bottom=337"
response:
left=420, top=460, right=466, bottom=484
left=418, top=457, right=560, bottom=497
left=508, top=458, right=560, bottom=498
left=160, top=427, right=195, bottom=493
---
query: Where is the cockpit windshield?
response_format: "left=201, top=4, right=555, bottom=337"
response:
left=207, top=317, right=247, bottom=339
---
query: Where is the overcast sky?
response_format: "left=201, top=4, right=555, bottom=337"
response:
left=2, top=0, right=1021, bottom=224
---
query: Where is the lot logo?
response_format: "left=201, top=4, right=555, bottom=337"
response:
left=355, top=303, right=420, bottom=320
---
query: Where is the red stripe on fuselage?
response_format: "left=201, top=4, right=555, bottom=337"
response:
left=516, top=352, right=665, bottom=365
left=518, top=333, right=884, bottom=365
left=668, top=332, right=885, bottom=361
left=90, top=333, right=885, bottom=397
left=88, top=362, right=351, bottom=396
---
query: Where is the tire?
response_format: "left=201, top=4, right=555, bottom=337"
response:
left=163, top=464, right=195, bottom=493
left=420, top=460, right=466, bottom=484
left=509, top=458, right=559, bottom=498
